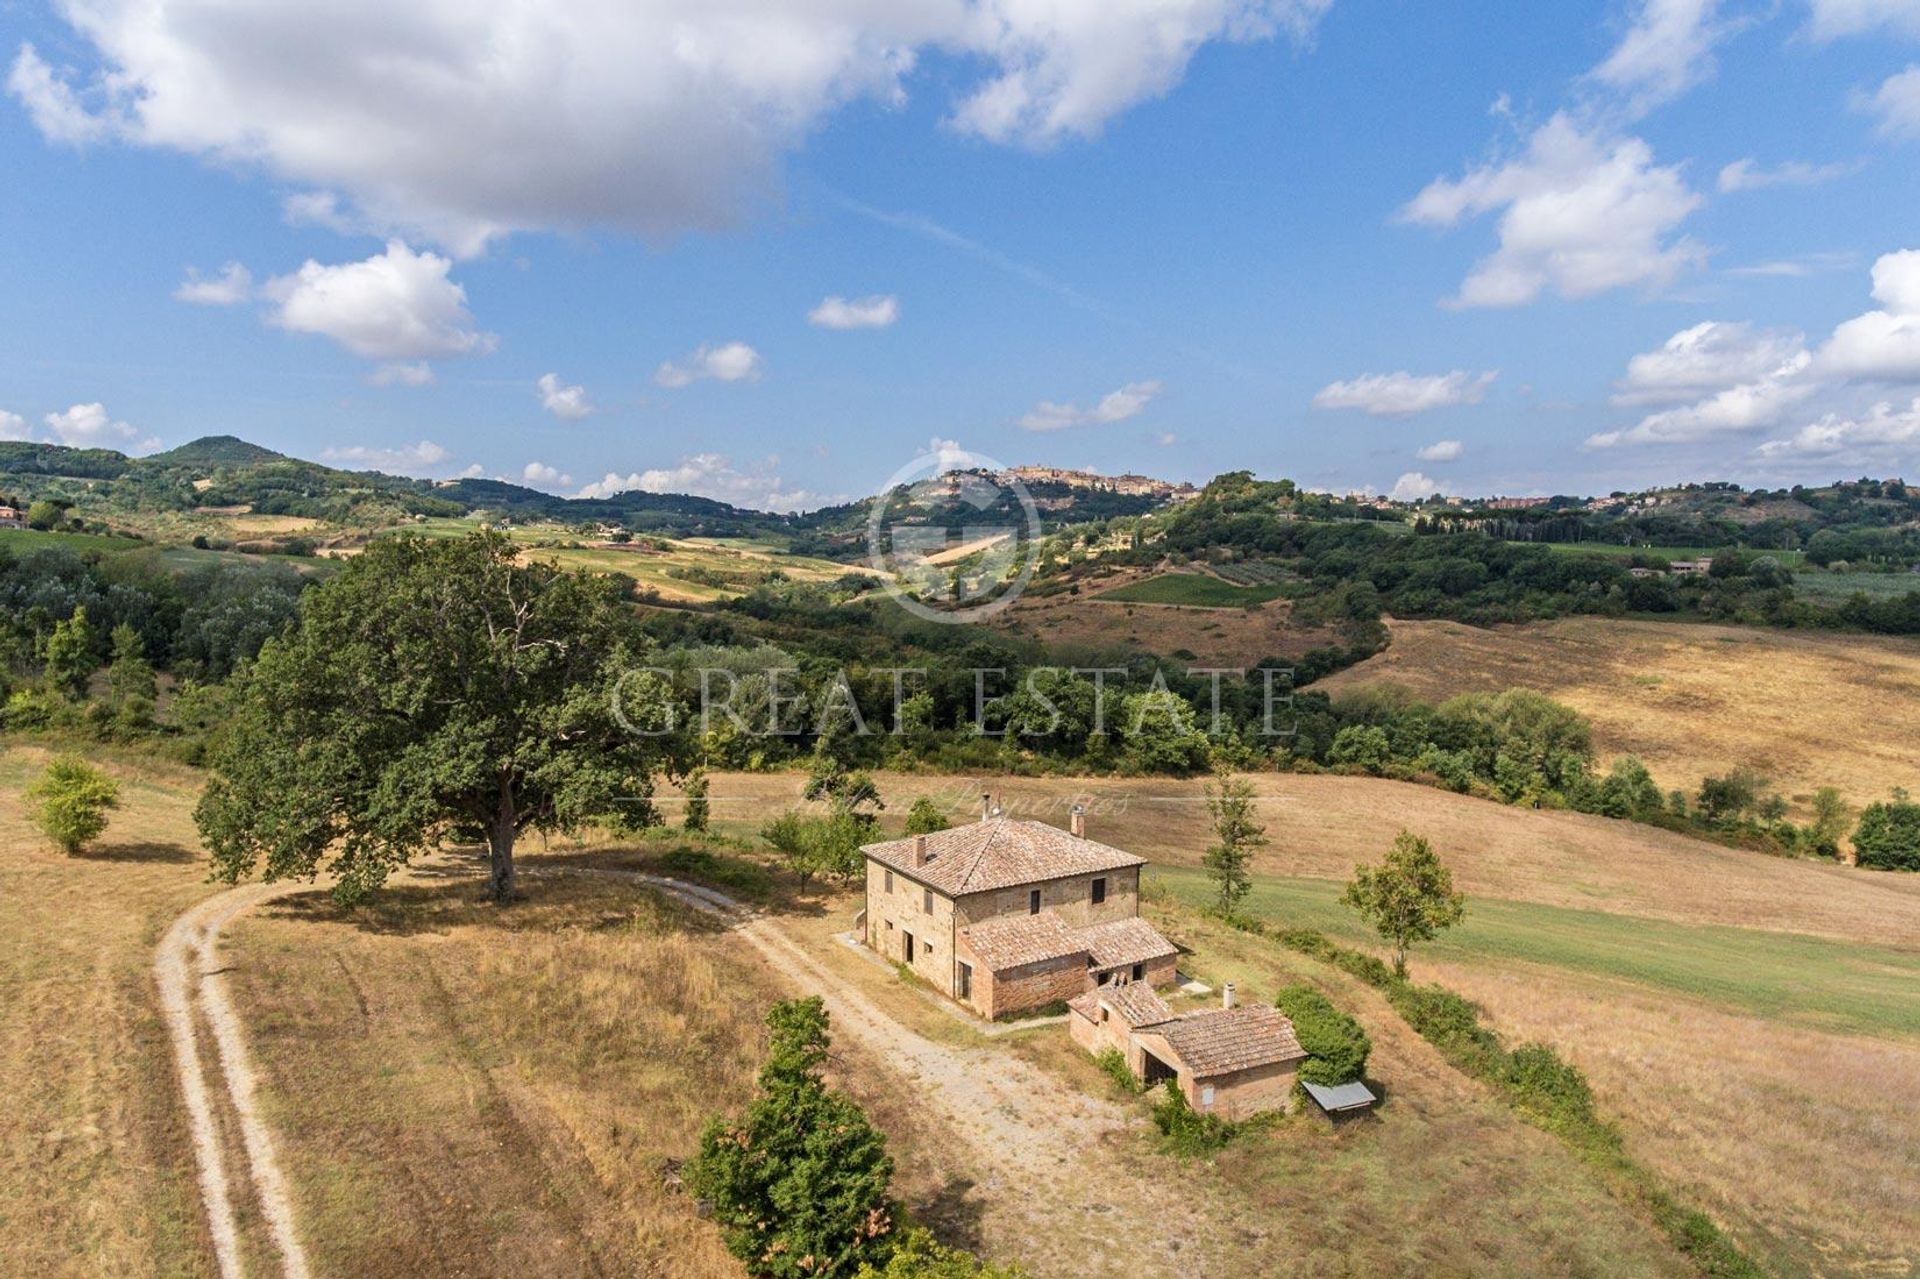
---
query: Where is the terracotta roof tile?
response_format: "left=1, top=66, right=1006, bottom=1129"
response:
left=1079, top=917, right=1178, bottom=970
left=957, top=911, right=1087, bottom=972
left=864, top=818, right=1144, bottom=897
left=1097, top=982, right=1176, bottom=1028
left=1141, top=1006, right=1305, bottom=1077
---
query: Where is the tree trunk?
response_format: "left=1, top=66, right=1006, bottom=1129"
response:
left=488, top=788, right=517, bottom=903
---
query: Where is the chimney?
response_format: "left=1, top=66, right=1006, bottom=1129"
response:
left=1222, top=982, right=1236, bottom=1011
left=912, top=834, right=929, bottom=867
left=1070, top=803, right=1085, bottom=839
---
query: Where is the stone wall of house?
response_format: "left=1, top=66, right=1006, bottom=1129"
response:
left=953, top=943, right=1089, bottom=1019
left=954, top=865, right=1140, bottom=930
left=1091, top=952, right=1178, bottom=990
left=864, top=858, right=956, bottom=996
left=1198, top=1060, right=1299, bottom=1122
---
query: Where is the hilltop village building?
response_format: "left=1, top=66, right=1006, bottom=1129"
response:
left=861, top=805, right=1178, bottom=1020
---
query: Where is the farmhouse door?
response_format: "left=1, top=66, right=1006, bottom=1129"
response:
left=904, top=932, right=915, bottom=963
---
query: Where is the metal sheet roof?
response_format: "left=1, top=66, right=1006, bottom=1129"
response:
left=1301, top=1080, right=1378, bottom=1112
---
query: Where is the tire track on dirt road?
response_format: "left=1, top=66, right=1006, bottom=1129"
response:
left=156, top=882, right=313, bottom=1279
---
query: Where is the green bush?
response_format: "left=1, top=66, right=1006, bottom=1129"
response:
left=1150, top=1078, right=1235, bottom=1156
left=26, top=753, right=120, bottom=855
left=854, top=1227, right=1026, bottom=1278
left=1853, top=795, right=1920, bottom=871
left=1094, top=1048, right=1142, bottom=1095
left=1273, top=985, right=1370, bottom=1086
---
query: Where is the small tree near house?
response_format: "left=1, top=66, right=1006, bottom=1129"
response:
left=683, top=768, right=711, bottom=833
left=687, top=997, right=895, bottom=1278
left=1342, top=830, right=1465, bottom=977
left=26, top=753, right=119, bottom=855
left=1203, top=769, right=1266, bottom=916
left=194, top=534, right=672, bottom=905
left=902, top=796, right=950, bottom=836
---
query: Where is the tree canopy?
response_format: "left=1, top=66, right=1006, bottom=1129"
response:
left=1342, top=830, right=1466, bottom=975
left=194, top=533, right=671, bottom=903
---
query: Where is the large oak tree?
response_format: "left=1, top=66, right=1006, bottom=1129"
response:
left=195, top=533, right=672, bottom=903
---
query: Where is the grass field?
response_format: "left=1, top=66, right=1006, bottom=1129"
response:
left=1788, top=566, right=1920, bottom=602
left=1321, top=616, right=1920, bottom=819
left=1094, top=571, right=1290, bottom=607
left=1540, top=542, right=1806, bottom=564
left=998, top=570, right=1337, bottom=665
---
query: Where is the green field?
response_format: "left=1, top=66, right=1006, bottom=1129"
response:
left=1151, top=865, right=1920, bottom=1038
left=1542, top=541, right=1807, bottom=565
left=1096, top=572, right=1289, bottom=608
left=1788, top=567, right=1920, bottom=603
left=0, top=527, right=152, bottom=555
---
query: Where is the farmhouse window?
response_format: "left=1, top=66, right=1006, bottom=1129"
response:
left=1091, top=877, right=1107, bottom=905
left=1200, top=1085, right=1215, bottom=1110
left=923, top=888, right=934, bottom=914
left=1132, top=963, right=1144, bottom=982
left=884, top=869, right=894, bottom=892
left=1029, top=889, right=1042, bottom=915
left=957, top=963, right=972, bottom=999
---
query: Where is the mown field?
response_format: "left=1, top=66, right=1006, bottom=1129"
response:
left=1094, top=571, right=1289, bottom=608
left=1540, top=542, right=1806, bottom=564
left=1320, top=616, right=1920, bottom=819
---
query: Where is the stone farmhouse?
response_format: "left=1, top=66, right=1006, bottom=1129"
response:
left=860, top=805, right=1180, bottom=1020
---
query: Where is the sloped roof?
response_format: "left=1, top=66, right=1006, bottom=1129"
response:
left=1301, top=1080, right=1378, bottom=1113
left=863, top=818, right=1144, bottom=897
left=1140, top=1006, right=1306, bottom=1077
left=1080, top=917, right=1178, bottom=970
left=957, top=911, right=1087, bottom=972
left=1099, top=982, right=1177, bottom=1028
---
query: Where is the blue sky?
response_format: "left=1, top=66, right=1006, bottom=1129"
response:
left=3, top=0, right=1919, bottom=509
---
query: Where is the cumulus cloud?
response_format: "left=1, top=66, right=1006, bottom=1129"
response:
left=173, top=261, right=253, bottom=305
left=808, top=294, right=900, bottom=329
left=0, top=410, right=31, bottom=441
left=1312, top=370, right=1496, bottom=417
left=521, top=461, right=573, bottom=488
left=1611, top=321, right=1809, bottom=407
left=1807, top=0, right=1920, bottom=40
left=1402, top=113, right=1704, bottom=308
left=1717, top=158, right=1858, bottom=192
left=321, top=439, right=464, bottom=477
left=1754, top=397, right=1920, bottom=461
left=1587, top=0, right=1730, bottom=113
left=7, top=3, right=1330, bottom=254
left=654, top=342, right=764, bottom=389
left=264, top=242, right=496, bottom=362
left=1862, top=65, right=1920, bottom=140
left=576, top=453, right=830, bottom=512
left=537, top=372, right=594, bottom=419
left=1416, top=439, right=1465, bottom=462
left=1017, top=379, right=1162, bottom=431
left=44, top=402, right=158, bottom=452
left=1389, top=471, right=1447, bottom=502
left=1817, top=248, right=1920, bottom=380
left=368, top=362, right=436, bottom=388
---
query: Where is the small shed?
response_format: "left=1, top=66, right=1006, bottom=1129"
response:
left=1300, top=1079, right=1378, bottom=1120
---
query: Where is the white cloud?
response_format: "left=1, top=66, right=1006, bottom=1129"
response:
left=1402, top=113, right=1704, bottom=308
left=1587, top=0, right=1729, bottom=113
left=1611, top=321, right=1809, bottom=406
left=521, top=461, right=573, bottom=488
left=1312, top=370, right=1496, bottom=417
left=6, top=45, right=111, bottom=145
left=1862, top=65, right=1920, bottom=140
left=536, top=372, right=594, bottom=419
left=1725, top=252, right=1856, bottom=278
left=1155, top=431, right=1178, bottom=447
left=1717, top=157, right=1859, bottom=192
left=8, top=3, right=1329, bottom=254
left=1754, top=397, right=1920, bottom=460
left=172, top=261, right=252, bottom=305
left=264, top=242, right=496, bottom=362
left=1017, top=379, right=1162, bottom=431
left=1389, top=471, right=1447, bottom=502
left=0, top=410, right=31, bottom=441
left=368, top=361, right=436, bottom=388
left=43, top=402, right=158, bottom=452
left=654, top=342, right=763, bottom=389
left=808, top=294, right=900, bottom=329
left=1416, top=439, right=1465, bottom=462
left=1807, top=0, right=1920, bottom=41
left=1817, top=248, right=1920, bottom=380
left=948, top=0, right=1332, bottom=147
left=576, top=453, right=829, bottom=512
left=321, top=439, right=463, bottom=477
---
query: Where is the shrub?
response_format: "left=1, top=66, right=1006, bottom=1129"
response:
left=1151, top=1078, right=1235, bottom=1156
left=902, top=796, right=950, bottom=836
left=1853, top=795, right=1920, bottom=871
left=26, top=754, right=120, bottom=855
left=1273, top=985, right=1370, bottom=1086
left=1094, top=1048, right=1142, bottom=1095
left=854, top=1227, right=1027, bottom=1278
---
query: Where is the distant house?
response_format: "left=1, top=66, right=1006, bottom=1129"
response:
left=1668, top=558, right=1712, bottom=575
left=1071, top=982, right=1309, bottom=1121
left=0, top=506, right=25, bottom=530
left=861, top=805, right=1179, bottom=1020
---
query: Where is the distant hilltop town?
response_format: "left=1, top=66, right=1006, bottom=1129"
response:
left=1003, top=466, right=1200, bottom=501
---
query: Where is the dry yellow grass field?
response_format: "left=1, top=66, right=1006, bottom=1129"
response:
left=994, top=570, right=1337, bottom=665
left=1318, top=617, right=1920, bottom=817
left=700, top=770, right=1920, bottom=945
left=0, top=743, right=219, bottom=1276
